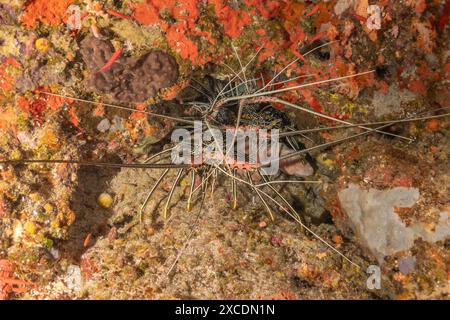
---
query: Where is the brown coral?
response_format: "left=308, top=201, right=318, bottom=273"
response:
left=79, top=36, right=179, bottom=103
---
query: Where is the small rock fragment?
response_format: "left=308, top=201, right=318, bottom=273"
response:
left=65, top=265, right=82, bottom=292
left=24, top=221, right=37, bottom=235
left=398, top=256, right=416, bottom=275
left=49, top=247, right=60, bottom=260
left=96, top=118, right=111, bottom=133
left=97, top=193, right=114, bottom=209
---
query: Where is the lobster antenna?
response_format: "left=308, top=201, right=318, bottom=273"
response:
left=275, top=122, right=402, bottom=163
left=279, top=112, right=450, bottom=137
left=257, top=40, right=337, bottom=93
left=214, top=164, right=362, bottom=269
left=224, top=70, right=376, bottom=102
left=0, top=159, right=189, bottom=169
left=37, top=91, right=196, bottom=125
left=209, top=45, right=264, bottom=110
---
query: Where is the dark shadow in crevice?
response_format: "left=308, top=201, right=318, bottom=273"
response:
left=60, top=163, right=119, bottom=262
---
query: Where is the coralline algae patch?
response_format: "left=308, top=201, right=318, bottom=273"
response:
left=126, top=0, right=448, bottom=121
left=21, top=0, right=74, bottom=29
left=0, top=58, right=21, bottom=93
left=127, top=0, right=328, bottom=66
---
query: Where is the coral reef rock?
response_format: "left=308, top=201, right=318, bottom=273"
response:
left=80, top=36, right=179, bottom=103
left=338, top=184, right=450, bottom=263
